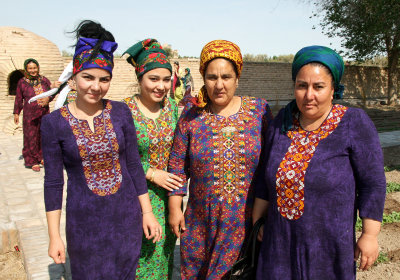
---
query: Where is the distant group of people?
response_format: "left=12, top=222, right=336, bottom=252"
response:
left=171, top=61, right=195, bottom=107
left=12, top=19, right=386, bottom=280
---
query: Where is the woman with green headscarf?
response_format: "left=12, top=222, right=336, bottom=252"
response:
left=252, top=46, right=386, bottom=279
left=179, top=67, right=195, bottom=107
left=13, top=58, right=56, bottom=172
left=123, top=38, right=183, bottom=279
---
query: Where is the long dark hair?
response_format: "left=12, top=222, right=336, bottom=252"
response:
left=69, top=20, right=115, bottom=61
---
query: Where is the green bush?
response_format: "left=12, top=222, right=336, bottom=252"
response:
left=387, top=182, right=400, bottom=193
left=355, top=211, right=400, bottom=231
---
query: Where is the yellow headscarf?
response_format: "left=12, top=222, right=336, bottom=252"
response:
left=196, top=40, right=243, bottom=108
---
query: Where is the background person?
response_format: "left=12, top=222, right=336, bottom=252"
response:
left=178, top=67, right=195, bottom=107
left=168, top=40, right=273, bottom=279
left=171, top=61, right=184, bottom=104
left=41, top=20, right=161, bottom=279
left=123, top=38, right=182, bottom=279
left=13, top=58, right=58, bottom=172
left=252, top=45, right=386, bottom=280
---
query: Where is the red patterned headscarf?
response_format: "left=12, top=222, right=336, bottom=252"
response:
left=123, top=38, right=172, bottom=78
left=73, top=37, right=118, bottom=75
left=195, top=40, right=243, bottom=107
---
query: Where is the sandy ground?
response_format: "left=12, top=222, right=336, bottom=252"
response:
left=0, top=251, right=26, bottom=280
left=358, top=170, right=400, bottom=280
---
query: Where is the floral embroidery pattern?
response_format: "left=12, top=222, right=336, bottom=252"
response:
left=124, top=96, right=178, bottom=279
left=73, top=49, right=114, bottom=74
left=60, top=100, right=122, bottom=196
left=168, top=96, right=272, bottom=279
left=205, top=99, right=258, bottom=203
left=276, top=104, right=347, bottom=220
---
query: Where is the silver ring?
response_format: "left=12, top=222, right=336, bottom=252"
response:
left=168, top=173, right=172, bottom=178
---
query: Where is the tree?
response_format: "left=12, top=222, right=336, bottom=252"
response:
left=312, top=0, right=400, bottom=104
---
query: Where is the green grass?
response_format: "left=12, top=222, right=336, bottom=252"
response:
left=382, top=211, right=400, bottom=225
left=387, top=182, right=400, bottom=193
left=374, top=252, right=389, bottom=266
left=384, top=165, right=400, bottom=172
left=355, top=211, right=400, bottom=231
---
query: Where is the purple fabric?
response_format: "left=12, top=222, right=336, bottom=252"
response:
left=73, top=37, right=118, bottom=75
left=14, top=77, right=52, bottom=166
left=254, top=107, right=386, bottom=280
left=41, top=100, right=147, bottom=279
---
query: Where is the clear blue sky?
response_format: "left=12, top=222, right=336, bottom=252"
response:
left=1, top=0, right=344, bottom=58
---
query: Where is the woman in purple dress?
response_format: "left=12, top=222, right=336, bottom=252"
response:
left=41, top=20, right=161, bottom=279
left=252, top=46, right=386, bottom=280
left=13, top=58, right=56, bottom=172
left=168, top=40, right=273, bottom=279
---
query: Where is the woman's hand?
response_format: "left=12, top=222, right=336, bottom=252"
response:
left=14, top=114, right=19, bottom=125
left=355, top=218, right=381, bottom=270
left=48, top=236, right=65, bottom=264
left=169, top=207, right=186, bottom=238
left=38, top=97, right=50, bottom=107
left=253, top=198, right=269, bottom=242
left=142, top=212, right=162, bottom=243
left=51, top=81, right=62, bottom=88
left=257, top=225, right=264, bottom=242
left=148, top=168, right=183, bottom=191
left=355, top=233, right=379, bottom=270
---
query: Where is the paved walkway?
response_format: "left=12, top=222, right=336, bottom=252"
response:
left=1, top=130, right=399, bottom=279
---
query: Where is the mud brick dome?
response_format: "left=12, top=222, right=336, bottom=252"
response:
left=0, top=27, right=64, bottom=132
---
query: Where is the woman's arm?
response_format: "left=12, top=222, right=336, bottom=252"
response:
left=41, top=115, right=66, bottom=263
left=349, top=109, right=386, bottom=270
left=138, top=193, right=163, bottom=243
left=168, top=195, right=185, bottom=238
left=355, top=218, right=381, bottom=270
left=13, top=79, right=24, bottom=117
left=121, top=104, right=162, bottom=241
left=252, top=198, right=269, bottom=241
left=46, top=210, right=65, bottom=264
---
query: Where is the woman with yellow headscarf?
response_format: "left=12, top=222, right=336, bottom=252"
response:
left=168, top=40, right=273, bottom=279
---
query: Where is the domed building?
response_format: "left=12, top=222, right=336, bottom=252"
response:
left=0, top=26, right=63, bottom=133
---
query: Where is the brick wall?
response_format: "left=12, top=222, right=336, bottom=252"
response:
left=2, top=58, right=399, bottom=132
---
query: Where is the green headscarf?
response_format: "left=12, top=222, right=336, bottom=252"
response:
left=23, top=58, right=42, bottom=85
left=123, top=38, right=172, bottom=78
left=282, top=46, right=345, bottom=134
left=292, top=45, right=345, bottom=99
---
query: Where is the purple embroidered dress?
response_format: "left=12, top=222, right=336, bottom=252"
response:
left=255, top=105, right=386, bottom=280
left=41, top=100, right=147, bottom=279
left=169, top=96, right=273, bottom=279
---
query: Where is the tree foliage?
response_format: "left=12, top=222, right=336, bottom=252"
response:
left=312, top=0, right=400, bottom=104
left=243, top=54, right=294, bottom=63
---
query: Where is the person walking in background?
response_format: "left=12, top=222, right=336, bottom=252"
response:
left=252, top=46, right=386, bottom=280
left=178, top=67, right=195, bottom=107
left=41, top=20, right=161, bottom=279
left=13, top=58, right=58, bottom=172
left=168, top=39, right=273, bottom=279
left=171, top=61, right=184, bottom=104
left=123, top=38, right=182, bottom=279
